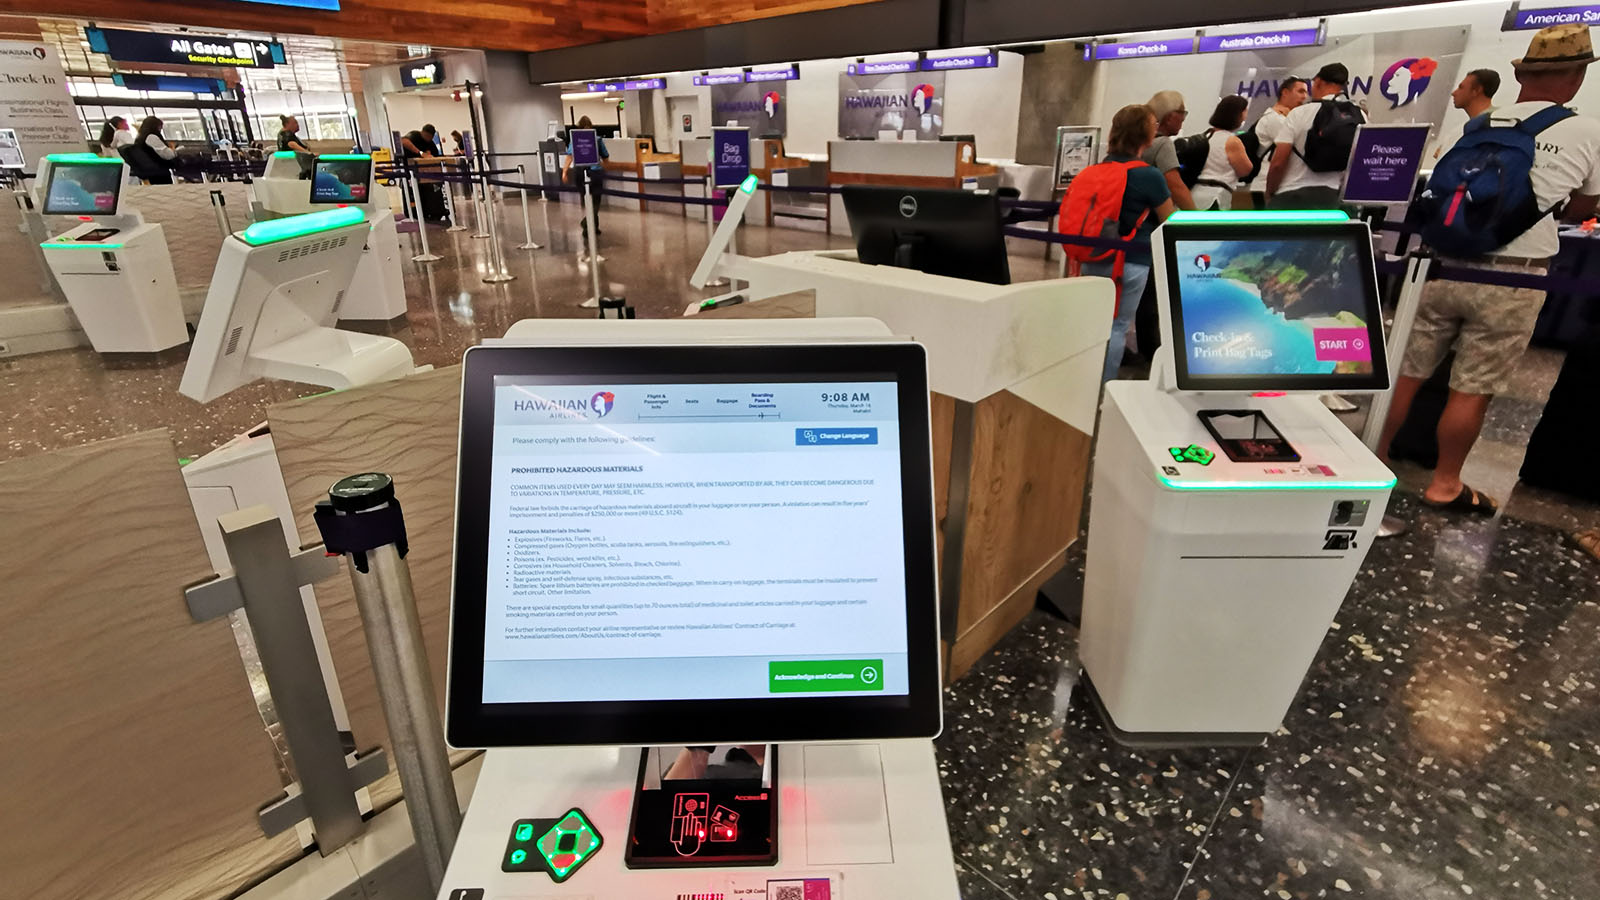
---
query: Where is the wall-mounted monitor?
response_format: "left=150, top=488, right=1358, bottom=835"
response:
left=400, top=58, right=444, bottom=87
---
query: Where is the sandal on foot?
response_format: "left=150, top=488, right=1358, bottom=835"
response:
left=1570, top=528, right=1600, bottom=562
left=1422, top=484, right=1498, bottom=516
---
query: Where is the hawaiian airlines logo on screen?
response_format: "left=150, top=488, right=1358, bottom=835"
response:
left=1379, top=57, right=1438, bottom=109
left=1193, top=253, right=1212, bottom=271
left=911, top=83, right=936, bottom=114
left=590, top=391, right=615, bottom=418
left=763, top=91, right=780, bottom=117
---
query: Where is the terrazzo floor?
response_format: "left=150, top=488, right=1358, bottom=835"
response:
left=3, top=193, right=1597, bottom=898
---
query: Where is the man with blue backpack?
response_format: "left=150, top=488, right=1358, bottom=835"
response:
left=1376, top=23, right=1600, bottom=516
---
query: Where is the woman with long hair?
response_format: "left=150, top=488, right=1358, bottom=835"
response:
left=130, top=116, right=177, bottom=184
left=97, top=116, right=132, bottom=157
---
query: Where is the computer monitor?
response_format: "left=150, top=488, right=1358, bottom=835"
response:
left=180, top=206, right=414, bottom=402
left=938, top=134, right=976, bottom=145
left=310, top=154, right=373, bottom=204
left=445, top=341, right=942, bottom=748
left=841, top=185, right=1010, bottom=285
left=1154, top=212, right=1389, bottom=393
left=41, top=156, right=124, bottom=216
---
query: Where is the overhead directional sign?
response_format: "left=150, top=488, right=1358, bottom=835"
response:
left=86, top=27, right=284, bottom=68
left=401, top=58, right=445, bottom=87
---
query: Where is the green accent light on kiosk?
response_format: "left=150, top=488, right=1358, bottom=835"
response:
left=42, top=241, right=125, bottom=249
left=239, top=206, right=367, bottom=246
left=1157, top=473, right=1397, bottom=491
left=45, top=153, right=121, bottom=164
left=739, top=174, right=758, bottom=194
left=509, top=849, right=527, bottom=865
left=318, top=154, right=371, bottom=160
left=515, top=823, right=534, bottom=841
left=271, top=151, right=298, bottom=159
left=1168, top=210, right=1350, bottom=224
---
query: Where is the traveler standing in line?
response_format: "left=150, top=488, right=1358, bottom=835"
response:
left=1377, top=23, right=1600, bottom=515
left=277, top=114, right=314, bottom=178
left=1247, top=77, right=1307, bottom=206
left=1265, top=63, right=1366, bottom=209
left=1191, top=96, right=1255, bottom=211
left=1142, top=91, right=1196, bottom=211
left=129, top=116, right=177, bottom=184
left=1060, top=104, right=1177, bottom=383
left=1453, top=68, right=1502, bottom=119
left=96, top=116, right=133, bottom=158
left=563, top=116, right=610, bottom=238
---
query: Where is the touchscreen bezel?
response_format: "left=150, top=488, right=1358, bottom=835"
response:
left=1161, top=222, right=1390, bottom=393
left=446, top=342, right=942, bottom=748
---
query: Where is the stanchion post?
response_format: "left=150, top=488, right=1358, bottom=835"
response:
left=209, top=188, right=232, bottom=236
left=470, top=158, right=492, bottom=240
left=313, top=474, right=462, bottom=894
left=1364, top=252, right=1433, bottom=539
left=585, top=174, right=603, bottom=305
left=702, top=175, right=729, bottom=288
left=407, top=168, right=442, bottom=263
left=443, top=159, right=466, bottom=232
left=481, top=173, right=515, bottom=283
left=516, top=164, right=542, bottom=250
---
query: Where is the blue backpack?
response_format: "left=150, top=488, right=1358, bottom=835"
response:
left=1417, top=105, right=1574, bottom=257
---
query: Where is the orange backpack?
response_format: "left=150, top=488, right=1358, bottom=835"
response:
left=1058, top=160, right=1151, bottom=308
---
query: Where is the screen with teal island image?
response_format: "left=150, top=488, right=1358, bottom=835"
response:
left=1171, top=236, right=1385, bottom=388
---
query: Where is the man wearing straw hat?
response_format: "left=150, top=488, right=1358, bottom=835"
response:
left=1378, top=23, right=1600, bottom=516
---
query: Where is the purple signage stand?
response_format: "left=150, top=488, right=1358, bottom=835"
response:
left=711, top=127, right=750, bottom=189
left=569, top=128, right=600, bottom=167
left=1341, top=123, right=1431, bottom=205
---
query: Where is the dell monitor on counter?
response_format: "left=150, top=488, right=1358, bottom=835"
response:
left=841, top=185, right=1010, bottom=285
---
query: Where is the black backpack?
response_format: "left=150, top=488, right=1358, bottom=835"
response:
left=1299, top=97, right=1364, bottom=172
left=1172, top=129, right=1214, bottom=188
left=1238, top=122, right=1265, bottom=182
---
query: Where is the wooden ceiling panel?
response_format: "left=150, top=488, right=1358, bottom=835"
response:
left=0, top=0, right=882, bottom=53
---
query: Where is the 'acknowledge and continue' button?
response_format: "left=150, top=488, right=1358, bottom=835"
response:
left=768, top=659, right=884, bottom=692
left=795, top=427, right=878, bottom=446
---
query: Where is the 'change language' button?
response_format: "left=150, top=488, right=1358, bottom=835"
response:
left=796, top=427, right=878, bottom=446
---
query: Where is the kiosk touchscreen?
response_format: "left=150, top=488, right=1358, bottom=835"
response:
left=180, top=207, right=415, bottom=402
left=439, top=339, right=953, bottom=896
left=310, top=154, right=373, bottom=204
left=1081, top=211, right=1395, bottom=745
left=37, top=154, right=186, bottom=354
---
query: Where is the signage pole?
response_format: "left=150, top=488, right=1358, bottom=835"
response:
left=583, top=176, right=603, bottom=307
left=470, top=158, right=491, bottom=239
left=515, top=164, right=542, bottom=250
left=481, top=173, right=515, bottom=283
left=407, top=168, right=441, bottom=263
left=703, top=175, right=729, bottom=288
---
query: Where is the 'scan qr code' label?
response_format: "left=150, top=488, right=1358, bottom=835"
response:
left=765, top=877, right=831, bottom=900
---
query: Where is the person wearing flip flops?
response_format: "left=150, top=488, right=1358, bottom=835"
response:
left=1377, top=23, right=1600, bottom=516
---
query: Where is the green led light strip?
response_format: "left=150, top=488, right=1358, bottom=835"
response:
left=42, top=241, right=125, bottom=249
left=45, top=153, right=122, bottom=165
left=317, top=153, right=371, bottom=161
left=1158, top=473, right=1396, bottom=491
left=271, top=151, right=298, bottom=159
left=1167, top=209, right=1350, bottom=224
left=239, top=206, right=367, bottom=246
left=739, top=174, right=759, bottom=194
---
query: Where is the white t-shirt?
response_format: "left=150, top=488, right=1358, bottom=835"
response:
left=1254, top=108, right=1289, bottom=159
left=1274, top=98, right=1362, bottom=195
left=1486, top=101, right=1600, bottom=258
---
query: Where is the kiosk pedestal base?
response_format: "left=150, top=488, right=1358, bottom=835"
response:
left=437, top=740, right=958, bottom=899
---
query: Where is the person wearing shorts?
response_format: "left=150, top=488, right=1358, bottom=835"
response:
left=1377, top=23, right=1600, bottom=515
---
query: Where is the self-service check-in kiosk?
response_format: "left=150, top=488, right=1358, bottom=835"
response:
left=37, top=153, right=186, bottom=354
left=1081, top=210, right=1396, bottom=746
left=257, top=151, right=407, bottom=321
left=432, top=321, right=959, bottom=899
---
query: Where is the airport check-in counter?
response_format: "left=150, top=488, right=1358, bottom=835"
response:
left=744, top=138, right=818, bottom=229
left=603, top=138, right=683, bottom=213
left=825, top=140, right=998, bottom=234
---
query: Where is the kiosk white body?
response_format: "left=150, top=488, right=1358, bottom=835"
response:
left=436, top=319, right=959, bottom=900
left=179, top=207, right=415, bottom=402
left=258, top=151, right=407, bottom=321
left=1081, top=212, right=1397, bottom=742
left=37, top=154, right=186, bottom=353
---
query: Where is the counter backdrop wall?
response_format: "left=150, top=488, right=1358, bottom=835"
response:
left=1223, top=26, right=1469, bottom=134
left=0, top=41, right=83, bottom=167
left=711, top=80, right=788, bottom=134
left=839, top=71, right=945, bottom=140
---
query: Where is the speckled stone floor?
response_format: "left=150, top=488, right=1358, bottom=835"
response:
left=3, top=193, right=1597, bottom=899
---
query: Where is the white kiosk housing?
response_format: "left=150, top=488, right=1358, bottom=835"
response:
left=180, top=206, right=416, bottom=402
left=1081, top=210, right=1396, bottom=745
left=256, top=151, right=407, bottom=322
left=435, top=320, right=958, bottom=899
left=37, top=153, right=186, bottom=354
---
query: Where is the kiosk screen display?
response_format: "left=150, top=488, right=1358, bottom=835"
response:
left=1166, top=231, right=1387, bottom=391
left=480, top=378, right=909, bottom=705
left=310, top=157, right=371, bottom=204
left=42, top=161, right=122, bottom=216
